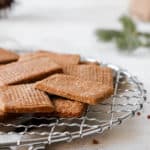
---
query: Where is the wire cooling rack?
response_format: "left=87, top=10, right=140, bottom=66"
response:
left=0, top=58, right=147, bottom=150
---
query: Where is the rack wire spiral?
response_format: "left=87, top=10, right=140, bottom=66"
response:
left=0, top=57, right=147, bottom=150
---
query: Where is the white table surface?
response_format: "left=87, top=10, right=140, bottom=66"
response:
left=0, top=0, right=150, bottom=149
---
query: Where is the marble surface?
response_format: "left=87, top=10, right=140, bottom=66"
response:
left=0, top=0, right=150, bottom=149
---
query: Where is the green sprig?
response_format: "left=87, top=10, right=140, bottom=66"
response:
left=96, top=15, right=150, bottom=51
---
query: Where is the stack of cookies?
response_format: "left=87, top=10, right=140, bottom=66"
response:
left=0, top=48, right=114, bottom=119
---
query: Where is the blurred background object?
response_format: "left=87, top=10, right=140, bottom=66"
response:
left=96, top=15, right=150, bottom=52
left=0, top=0, right=14, bottom=10
left=0, top=0, right=150, bottom=55
left=0, top=0, right=15, bottom=17
left=130, top=0, right=150, bottom=21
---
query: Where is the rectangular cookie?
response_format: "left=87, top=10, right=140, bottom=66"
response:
left=35, top=74, right=113, bottom=105
left=63, top=64, right=113, bottom=87
left=19, top=50, right=80, bottom=65
left=52, top=97, right=87, bottom=118
left=0, top=84, right=54, bottom=113
left=0, top=48, right=19, bottom=64
left=0, top=57, right=62, bottom=86
left=34, top=97, right=87, bottom=118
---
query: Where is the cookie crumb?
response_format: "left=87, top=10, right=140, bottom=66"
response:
left=147, top=115, right=150, bottom=119
left=92, top=139, right=99, bottom=144
left=137, top=112, right=141, bottom=116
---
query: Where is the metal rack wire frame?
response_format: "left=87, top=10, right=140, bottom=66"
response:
left=0, top=58, right=147, bottom=149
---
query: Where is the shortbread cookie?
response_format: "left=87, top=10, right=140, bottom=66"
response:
left=19, top=50, right=80, bottom=65
left=35, top=74, right=113, bottom=105
left=34, top=97, right=87, bottom=118
left=63, top=64, right=113, bottom=87
left=0, top=57, right=62, bottom=86
left=0, top=84, right=54, bottom=113
left=52, top=97, right=87, bottom=117
left=0, top=48, right=19, bottom=64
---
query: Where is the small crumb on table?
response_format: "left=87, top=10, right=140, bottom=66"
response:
left=92, top=139, right=99, bottom=144
left=147, top=115, right=150, bottom=119
left=137, top=112, right=141, bottom=116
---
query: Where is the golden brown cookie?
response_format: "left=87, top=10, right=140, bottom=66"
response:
left=0, top=48, right=19, bottom=64
left=52, top=97, right=87, bottom=117
left=35, top=74, right=113, bottom=105
left=0, top=57, right=62, bottom=86
left=35, top=97, right=87, bottom=118
left=0, top=84, right=54, bottom=113
left=63, top=64, right=113, bottom=87
left=19, top=50, right=80, bottom=65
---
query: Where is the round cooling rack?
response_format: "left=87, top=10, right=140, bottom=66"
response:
left=0, top=57, right=147, bottom=150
